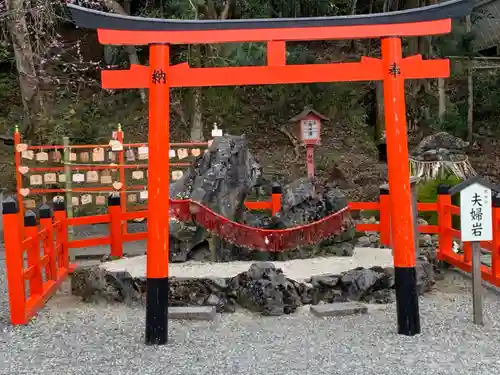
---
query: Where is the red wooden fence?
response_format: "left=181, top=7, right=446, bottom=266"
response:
left=3, top=186, right=500, bottom=324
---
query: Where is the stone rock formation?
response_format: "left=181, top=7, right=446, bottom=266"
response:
left=168, top=134, right=262, bottom=261
left=214, top=178, right=356, bottom=261
left=279, top=178, right=349, bottom=225
left=355, top=217, right=437, bottom=249
left=412, top=131, right=469, bottom=159
left=270, top=178, right=355, bottom=259
left=410, top=132, right=475, bottom=180
left=227, top=262, right=304, bottom=315
left=71, top=254, right=437, bottom=316
left=168, top=135, right=355, bottom=262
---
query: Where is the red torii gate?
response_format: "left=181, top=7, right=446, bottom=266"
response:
left=68, top=0, right=472, bottom=345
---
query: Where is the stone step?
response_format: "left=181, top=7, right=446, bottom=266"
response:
left=168, top=306, right=217, bottom=321
left=310, top=302, right=368, bottom=317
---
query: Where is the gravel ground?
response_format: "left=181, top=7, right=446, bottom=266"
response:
left=1, top=248, right=500, bottom=375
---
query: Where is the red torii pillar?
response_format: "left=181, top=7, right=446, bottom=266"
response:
left=67, top=0, right=472, bottom=345
left=381, top=38, right=420, bottom=334
left=145, top=42, right=426, bottom=343
left=145, top=44, right=171, bottom=345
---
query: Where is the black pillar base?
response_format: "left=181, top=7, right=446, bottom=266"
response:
left=145, top=277, right=169, bottom=345
left=395, top=267, right=421, bottom=336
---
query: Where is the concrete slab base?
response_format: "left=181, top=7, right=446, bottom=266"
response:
left=168, top=306, right=217, bottom=321
left=310, top=302, right=368, bottom=317
left=100, top=247, right=393, bottom=281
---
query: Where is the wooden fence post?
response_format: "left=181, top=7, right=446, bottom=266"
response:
left=39, top=204, right=56, bottom=281
left=53, top=197, right=69, bottom=270
left=14, top=127, right=24, bottom=235
left=116, top=125, right=127, bottom=236
left=108, top=193, right=123, bottom=257
left=437, top=184, right=453, bottom=260
left=491, top=193, right=500, bottom=277
left=379, top=187, right=391, bottom=247
left=24, top=210, right=43, bottom=297
left=2, top=196, right=27, bottom=324
left=63, top=136, right=75, bottom=263
left=271, top=184, right=282, bottom=216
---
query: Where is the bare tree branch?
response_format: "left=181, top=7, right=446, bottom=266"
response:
left=102, top=0, right=146, bottom=103
left=278, top=125, right=300, bottom=162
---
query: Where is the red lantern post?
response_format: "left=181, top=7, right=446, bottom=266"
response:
left=289, top=108, right=328, bottom=179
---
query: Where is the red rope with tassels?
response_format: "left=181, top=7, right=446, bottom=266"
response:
left=169, top=199, right=350, bottom=252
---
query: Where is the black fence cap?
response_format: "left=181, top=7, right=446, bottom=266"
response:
left=39, top=204, right=53, bottom=219
left=2, top=196, right=18, bottom=215
left=492, top=193, right=500, bottom=208
left=437, top=184, right=450, bottom=195
left=108, top=193, right=121, bottom=206
left=53, top=196, right=65, bottom=211
left=24, top=210, right=37, bottom=227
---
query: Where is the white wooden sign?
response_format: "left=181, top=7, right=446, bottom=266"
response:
left=301, top=119, right=319, bottom=141
left=460, top=182, right=492, bottom=242
left=211, top=123, right=223, bottom=137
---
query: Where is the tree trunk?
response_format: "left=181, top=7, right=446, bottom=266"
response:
left=466, top=15, right=473, bottom=143
left=188, top=44, right=204, bottom=141
left=375, top=81, right=385, bottom=143
left=349, top=0, right=359, bottom=50
left=6, top=0, right=44, bottom=138
left=104, top=0, right=146, bottom=103
left=405, top=0, right=422, bottom=100
left=375, top=0, right=390, bottom=146
left=185, top=0, right=236, bottom=141
left=438, top=78, right=446, bottom=121
left=467, top=72, right=473, bottom=141
left=190, top=87, right=204, bottom=141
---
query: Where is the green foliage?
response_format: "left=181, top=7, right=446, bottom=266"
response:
left=316, top=150, right=339, bottom=172
left=433, top=18, right=474, bottom=59
left=0, top=44, right=13, bottom=65
left=4, top=0, right=500, bottom=158
left=0, top=74, right=19, bottom=116
left=473, top=72, right=500, bottom=125
left=417, top=175, right=462, bottom=225
left=360, top=210, right=380, bottom=220
left=429, top=103, right=468, bottom=138
left=219, top=43, right=267, bottom=67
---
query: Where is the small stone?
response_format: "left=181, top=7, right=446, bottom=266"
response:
left=417, top=218, right=428, bottom=225
left=168, top=306, right=217, bottom=320
left=205, top=293, right=222, bottom=306
left=309, top=274, right=340, bottom=288
left=363, top=289, right=395, bottom=304
left=211, top=278, right=229, bottom=290
left=419, top=234, right=433, bottom=248
left=328, top=242, right=355, bottom=256
left=310, top=302, right=368, bottom=317
left=338, top=268, right=389, bottom=301
left=357, top=236, right=371, bottom=247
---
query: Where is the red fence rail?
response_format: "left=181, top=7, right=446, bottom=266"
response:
left=4, top=184, right=500, bottom=325
left=347, top=189, right=500, bottom=288
left=13, top=126, right=213, bottom=238
left=3, top=198, right=70, bottom=324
